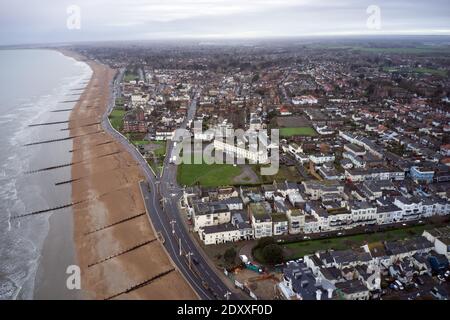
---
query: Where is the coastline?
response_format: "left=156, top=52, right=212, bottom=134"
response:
left=59, top=49, right=197, bottom=300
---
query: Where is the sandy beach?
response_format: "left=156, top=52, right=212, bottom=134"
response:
left=63, top=50, right=197, bottom=300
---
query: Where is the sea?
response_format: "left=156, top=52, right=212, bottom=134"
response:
left=0, top=49, right=92, bottom=299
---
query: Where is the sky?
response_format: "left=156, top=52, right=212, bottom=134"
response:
left=1, top=0, right=450, bottom=45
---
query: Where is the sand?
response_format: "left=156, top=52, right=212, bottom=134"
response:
left=62, top=50, right=197, bottom=300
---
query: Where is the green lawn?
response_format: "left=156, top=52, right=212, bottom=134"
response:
left=282, top=224, right=430, bottom=260
left=108, top=109, right=126, bottom=132
left=132, top=140, right=150, bottom=146
left=151, top=141, right=166, bottom=157
left=177, top=162, right=242, bottom=187
left=279, top=127, right=317, bottom=137
left=123, top=73, right=139, bottom=82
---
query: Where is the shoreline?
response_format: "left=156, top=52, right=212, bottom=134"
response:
left=59, top=49, right=197, bottom=300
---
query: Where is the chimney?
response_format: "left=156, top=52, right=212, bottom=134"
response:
left=327, top=288, right=334, bottom=299
left=316, top=289, right=322, bottom=300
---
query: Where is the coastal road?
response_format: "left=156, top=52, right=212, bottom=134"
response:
left=102, top=77, right=235, bottom=300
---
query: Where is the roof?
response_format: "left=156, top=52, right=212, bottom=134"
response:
left=248, top=202, right=272, bottom=221
left=201, top=223, right=238, bottom=235
left=335, top=280, right=368, bottom=295
left=330, top=249, right=372, bottom=265
left=271, top=213, right=288, bottom=223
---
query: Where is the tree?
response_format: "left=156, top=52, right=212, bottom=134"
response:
left=261, top=244, right=284, bottom=264
left=257, top=237, right=275, bottom=249
left=224, top=247, right=237, bottom=266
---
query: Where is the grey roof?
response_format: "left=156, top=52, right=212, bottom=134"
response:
left=330, top=250, right=372, bottom=265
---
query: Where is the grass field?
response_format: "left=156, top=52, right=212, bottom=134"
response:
left=255, top=165, right=304, bottom=184
left=383, top=66, right=447, bottom=77
left=123, top=73, right=139, bottom=82
left=177, top=162, right=242, bottom=187
left=108, top=109, right=126, bottom=132
left=132, top=140, right=149, bottom=146
left=151, top=141, right=166, bottom=156
left=279, top=127, right=317, bottom=137
left=282, top=224, right=430, bottom=260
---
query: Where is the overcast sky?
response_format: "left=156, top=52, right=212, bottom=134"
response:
left=1, top=0, right=449, bottom=45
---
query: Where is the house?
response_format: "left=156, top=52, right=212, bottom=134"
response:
left=302, top=180, right=343, bottom=201
left=280, top=261, right=334, bottom=300
left=286, top=209, right=305, bottom=234
left=199, top=214, right=253, bottom=245
left=192, top=203, right=231, bottom=232
left=272, top=212, right=289, bottom=236
left=248, top=202, right=273, bottom=239
left=423, top=226, right=450, bottom=259
left=309, top=153, right=335, bottom=165
left=393, top=196, right=423, bottom=221
left=410, top=166, right=435, bottom=183
left=334, top=279, right=370, bottom=300
left=440, top=144, right=450, bottom=157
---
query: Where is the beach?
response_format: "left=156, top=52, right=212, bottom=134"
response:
left=63, top=51, right=197, bottom=300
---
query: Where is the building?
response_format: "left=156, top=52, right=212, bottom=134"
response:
left=410, top=166, right=435, bottom=183
left=192, top=203, right=231, bottom=232
left=272, top=213, right=289, bottom=236
left=302, top=181, right=344, bottom=201
left=335, top=280, right=370, bottom=300
left=286, top=209, right=305, bottom=234
left=248, top=202, right=273, bottom=239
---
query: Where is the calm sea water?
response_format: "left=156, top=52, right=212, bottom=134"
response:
left=0, top=49, right=91, bottom=299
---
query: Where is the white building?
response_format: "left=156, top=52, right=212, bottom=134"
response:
left=248, top=202, right=273, bottom=239
left=192, top=203, right=231, bottom=232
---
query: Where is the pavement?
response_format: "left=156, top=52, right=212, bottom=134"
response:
left=101, top=77, right=237, bottom=300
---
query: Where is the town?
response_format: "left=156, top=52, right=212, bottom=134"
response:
left=73, top=38, right=450, bottom=300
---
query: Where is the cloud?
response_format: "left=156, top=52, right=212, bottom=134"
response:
left=0, top=0, right=449, bottom=45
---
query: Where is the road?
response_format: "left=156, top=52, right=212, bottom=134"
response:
left=102, top=75, right=236, bottom=300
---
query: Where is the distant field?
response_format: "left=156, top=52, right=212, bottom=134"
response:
left=282, top=224, right=429, bottom=260
left=279, top=127, right=317, bottom=137
left=311, top=44, right=450, bottom=55
left=177, top=162, right=242, bottom=187
left=108, top=109, right=125, bottom=131
left=384, top=66, right=448, bottom=77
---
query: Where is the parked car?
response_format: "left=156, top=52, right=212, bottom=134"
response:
left=389, top=283, right=399, bottom=291
left=395, top=280, right=404, bottom=290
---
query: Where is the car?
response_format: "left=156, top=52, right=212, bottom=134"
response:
left=389, top=283, right=399, bottom=291
left=192, top=257, right=199, bottom=265
left=337, top=232, right=343, bottom=236
left=303, top=236, right=311, bottom=240
left=402, top=223, right=407, bottom=226
left=395, top=280, right=404, bottom=290
left=415, top=277, right=425, bottom=286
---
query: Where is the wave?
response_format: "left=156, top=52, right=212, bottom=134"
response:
left=0, top=51, right=92, bottom=300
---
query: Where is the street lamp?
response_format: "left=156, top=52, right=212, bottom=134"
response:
left=186, top=252, right=193, bottom=269
left=169, top=219, right=176, bottom=235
